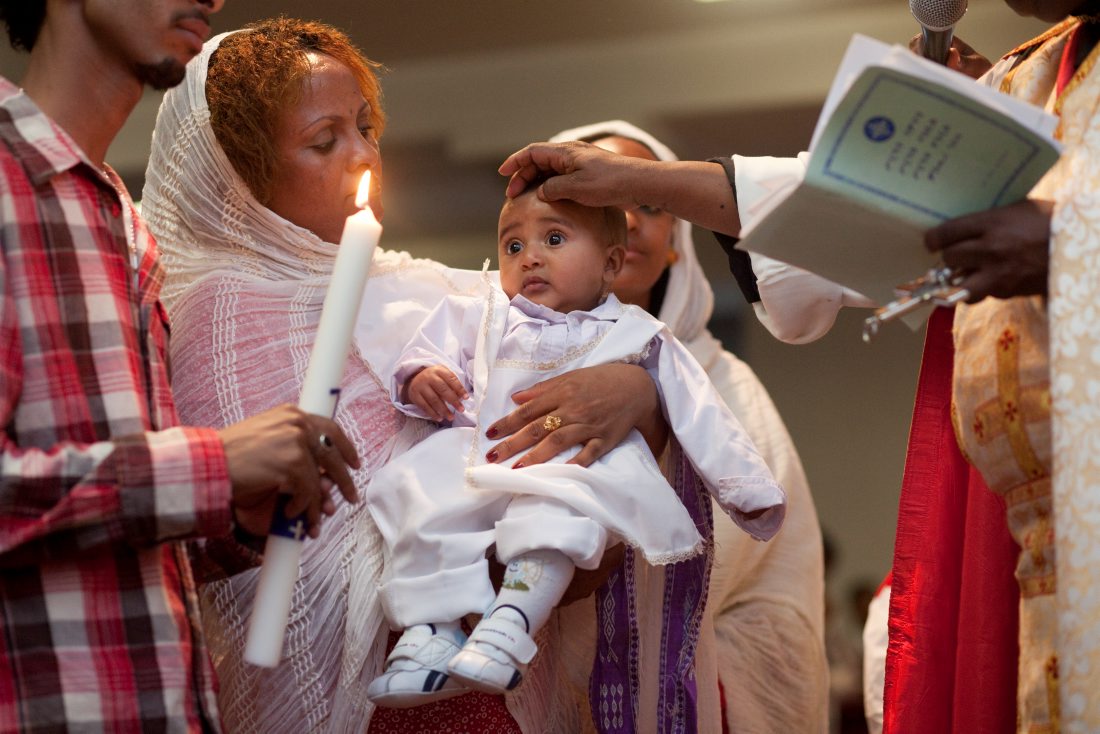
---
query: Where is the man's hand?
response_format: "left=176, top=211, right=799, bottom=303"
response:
left=925, top=198, right=1053, bottom=302
left=500, top=143, right=740, bottom=236
left=218, top=404, right=360, bottom=538
left=498, top=140, right=653, bottom=207
left=405, top=365, right=468, bottom=421
left=909, top=33, right=993, bottom=80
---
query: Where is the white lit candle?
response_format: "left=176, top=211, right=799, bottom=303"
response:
left=244, top=171, right=381, bottom=668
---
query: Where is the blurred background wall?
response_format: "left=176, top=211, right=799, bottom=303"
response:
left=0, top=0, right=1044, bottom=684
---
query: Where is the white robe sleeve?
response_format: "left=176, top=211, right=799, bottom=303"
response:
left=862, top=584, right=891, bottom=734
left=649, top=331, right=787, bottom=540
left=389, top=294, right=482, bottom=420
left=732, top=153, right=876, bottom=344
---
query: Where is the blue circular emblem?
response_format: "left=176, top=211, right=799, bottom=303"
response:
left=863, top=116, right=895, bottom=142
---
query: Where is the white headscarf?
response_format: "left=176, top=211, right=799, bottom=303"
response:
left=146, top=32, right=339, bottom=307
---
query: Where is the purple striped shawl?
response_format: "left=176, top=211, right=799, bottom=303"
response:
left=589, top=445, right=715, bottom=733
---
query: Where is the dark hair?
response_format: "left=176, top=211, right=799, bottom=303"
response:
left=0, top=1, right=46, bottom=51
left=600, top=203, right=627, bottom=250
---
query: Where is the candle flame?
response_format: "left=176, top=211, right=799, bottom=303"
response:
left=355, top=171, right=372, bottom=210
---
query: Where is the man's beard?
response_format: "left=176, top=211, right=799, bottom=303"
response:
left=135, top=59, right=186, bottom=90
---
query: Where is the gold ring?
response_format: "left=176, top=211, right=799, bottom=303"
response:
left=542, top=415, right=563, bottom=432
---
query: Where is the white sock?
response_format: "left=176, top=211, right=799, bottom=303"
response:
left=487, top=548, right=574, bottom=634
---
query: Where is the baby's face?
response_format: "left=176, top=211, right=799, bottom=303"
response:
left=497, top=194, right=622, bottom=314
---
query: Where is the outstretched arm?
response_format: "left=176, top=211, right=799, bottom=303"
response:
left=499, top=141, right=741, bottom=236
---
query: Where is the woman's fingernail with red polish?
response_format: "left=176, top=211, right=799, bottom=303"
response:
left=486, top=450, right=499, bottom=463
left=486, top=427, right=498, bottom=439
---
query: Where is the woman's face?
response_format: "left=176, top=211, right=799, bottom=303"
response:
left=266, top=52, right=382, bottom=244
left=592, top=136, right=677, bottom=311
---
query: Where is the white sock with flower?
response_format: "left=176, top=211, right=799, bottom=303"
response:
left=488, top=548, right=575, bottom=633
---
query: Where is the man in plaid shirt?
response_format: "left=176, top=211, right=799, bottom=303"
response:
left=0, top=2, right=362, bottom=730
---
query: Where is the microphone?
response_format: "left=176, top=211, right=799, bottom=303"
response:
left=909, top=0, right=968, bottom=65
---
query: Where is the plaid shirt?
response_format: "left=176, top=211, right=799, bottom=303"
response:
left=0, top=78, right=233, bottom=732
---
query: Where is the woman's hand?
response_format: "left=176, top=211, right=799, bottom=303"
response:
left=483, top=363, right=668, bottom=468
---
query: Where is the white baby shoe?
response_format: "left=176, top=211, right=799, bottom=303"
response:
left=366, top=624, right=469, bottom=708
left=446, top=615, right=537, bottom=694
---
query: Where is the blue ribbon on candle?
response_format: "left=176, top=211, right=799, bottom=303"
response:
left=266, top=386, right=345, bottom=542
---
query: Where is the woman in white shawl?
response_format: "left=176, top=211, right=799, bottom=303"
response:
left=551, top=121, right=829, bottom=733
left=142, top=19, right=710, bottom=734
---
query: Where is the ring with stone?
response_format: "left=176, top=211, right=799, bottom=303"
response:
left=542, top=415, right=563, bottom=432
left=318, top=433, right=334, bottom=451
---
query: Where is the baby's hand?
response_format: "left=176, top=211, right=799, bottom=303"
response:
left=405, top=365, right=469, bottom=422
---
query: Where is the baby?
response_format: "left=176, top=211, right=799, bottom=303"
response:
left=365, top=187, right=786, bottom=707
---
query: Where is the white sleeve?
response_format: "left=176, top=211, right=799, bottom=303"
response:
left=652, top=333, right=786, bottom=541
left=389, top=295, right=480, bottom=418
left=732, top=153, right=875, bottom=344
left=862, top=584, right=891, bottom=734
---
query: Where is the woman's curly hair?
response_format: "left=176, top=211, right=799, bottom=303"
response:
left=207, top=17, right=386, bottom=205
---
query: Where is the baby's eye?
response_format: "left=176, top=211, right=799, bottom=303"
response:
left=639, top=204, right=663, bottom=215
left=547, top=232, right=565, bottom=246
left=506, top=241, right=523, bottom=255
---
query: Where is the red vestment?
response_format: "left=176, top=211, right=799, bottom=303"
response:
left=883, top=307, right=1021, bottom=733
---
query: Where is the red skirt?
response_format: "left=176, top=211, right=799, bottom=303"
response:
left=366, top=631, right=522, bottom=734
